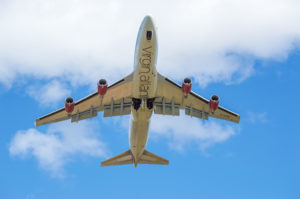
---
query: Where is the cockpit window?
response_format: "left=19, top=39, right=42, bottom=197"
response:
left=146, top=31, right=152, bottom=40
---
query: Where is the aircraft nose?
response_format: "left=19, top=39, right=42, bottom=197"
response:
left=142, top=15, right=154, bottom=29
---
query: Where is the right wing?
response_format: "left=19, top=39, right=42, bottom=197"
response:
left=35, top=73, right=134, bottom=127
left=155, top=73, right=240, bottom=123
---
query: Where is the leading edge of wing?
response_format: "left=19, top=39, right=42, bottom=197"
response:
left=164, top=77, right=209, bottom=104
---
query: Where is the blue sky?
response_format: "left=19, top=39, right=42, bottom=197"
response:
left=0, top=1, right=300, bottom=199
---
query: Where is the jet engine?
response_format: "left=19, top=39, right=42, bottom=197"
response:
left=209, top=95, right=219, bottom=112
left=65, top=97, right=75, bottom=113
left=182, top=78, right=192, bottom=96
left=98, top=79, right=108, bottom=95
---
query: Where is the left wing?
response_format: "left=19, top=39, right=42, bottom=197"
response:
left=35, top=73, right=134, bottom=127
left=155, top=73, right=240, bottom=123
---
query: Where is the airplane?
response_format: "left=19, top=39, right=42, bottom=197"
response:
left=35, top=15, right=240, bottom=167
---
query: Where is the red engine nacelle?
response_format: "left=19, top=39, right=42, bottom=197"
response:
left=97, top=79, right=108, bottom=96
left=65, top=97, right=75, bottom=113
left=182, top=77, right=192, bottom=96
left=209, top=95, right=219, bottom=112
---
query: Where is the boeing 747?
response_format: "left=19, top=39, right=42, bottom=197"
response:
left=35, top=15, right=240, bottom=167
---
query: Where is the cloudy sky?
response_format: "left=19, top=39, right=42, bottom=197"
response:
left=0, top=0, right=299, bottom=198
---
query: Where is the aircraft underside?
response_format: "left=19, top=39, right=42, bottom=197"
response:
left=35, top=15, right=240, bottom=167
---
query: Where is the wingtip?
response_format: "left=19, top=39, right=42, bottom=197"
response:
left=237, top=115, right=241, bottom=123
left=34, top=119, right=42, bottom=127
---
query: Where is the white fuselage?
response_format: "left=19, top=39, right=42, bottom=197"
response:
left=130, top=16, right=157, bottom=163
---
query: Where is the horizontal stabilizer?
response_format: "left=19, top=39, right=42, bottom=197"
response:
left=139, top=150, right=169, bottom=165
left=101, top=150, right=133, bottom=166
left=101, top=149, right=169, bottom=167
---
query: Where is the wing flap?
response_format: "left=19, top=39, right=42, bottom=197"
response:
left=71, top=107, right=99, bottom=123
left=103, top=102, right=132, bottom=117
left=185, top=106, right=208, bottom=120
left=153, top=101, right=180, bottom=116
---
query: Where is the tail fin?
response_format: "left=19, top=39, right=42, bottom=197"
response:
left=101, top=149, right=169, bottom=167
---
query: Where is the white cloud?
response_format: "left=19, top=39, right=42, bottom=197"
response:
left=150, top=112, right=237, bottom=152
left=247, top=111, right=268, bottom=123
left=0, top=0, right=299, bottom=87
left=9, top=120, right=107, bottom=177
left=4, top=0, right=296, bottom=173
left=27, top=80, right=71, bottom=106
